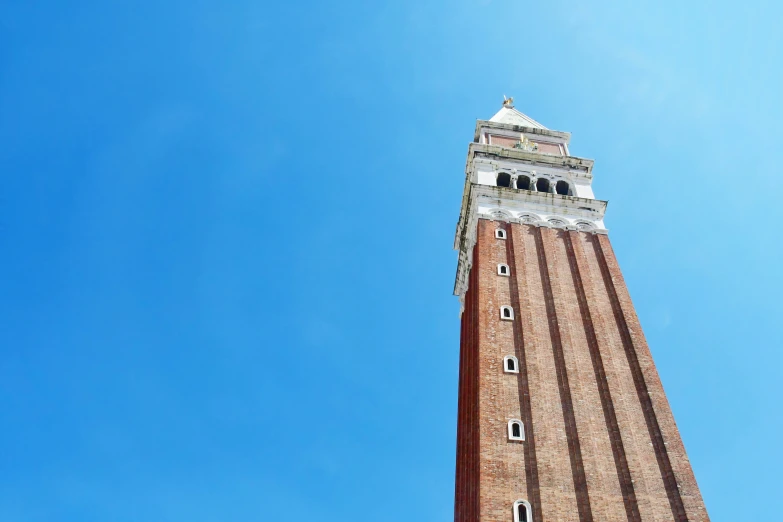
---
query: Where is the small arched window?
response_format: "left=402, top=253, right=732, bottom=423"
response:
left=497, top=172, right=512, bottom=188
left=513, top=500, right=533, bottom=522
left=508, top=419, right=525, bottom=441
left=516, top=175, right=531, bottom=190
left=504, top=355, right=519, bottom=374
left=536, top=178, right=550, bottom=193
left=555, top=180, right=571, bottom=196
left=497, top=263, right=510, bottom=276
left=500, top=306, right=514, bottom=321
left=495, top=229, right=507, bottom=240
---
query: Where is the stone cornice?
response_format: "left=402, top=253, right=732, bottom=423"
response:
left=474, top=120, right=571, bottom=142
left=467, top=143, right=594, bottom=175
left=454, top=184, right=607, bottom=252
left=472, top=156, right=594, bottom=182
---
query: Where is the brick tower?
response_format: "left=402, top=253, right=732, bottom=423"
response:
left=452, top=99, right=709, bottom=522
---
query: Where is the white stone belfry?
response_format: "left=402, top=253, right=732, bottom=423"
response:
left=453, top=100, right=608, bottom=309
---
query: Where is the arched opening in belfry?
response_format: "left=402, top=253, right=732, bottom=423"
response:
left=516, top=175, right=531, bottom=190
left=556, top=180, right=572, bottom=196
left=503, top=307, right=511, bottom=318
left=497, top=172, right=512, bottom=188
left=536, top=178, right=550, bottom=193
left=511, top=423, right=521, bottom=438
left=507, top=358, right=516, bottom=371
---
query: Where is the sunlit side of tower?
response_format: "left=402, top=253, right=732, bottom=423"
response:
left=452, top=99, right=709, bottom=522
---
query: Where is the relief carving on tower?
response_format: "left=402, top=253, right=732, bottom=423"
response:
left=513, top=134, right=539, bottom=153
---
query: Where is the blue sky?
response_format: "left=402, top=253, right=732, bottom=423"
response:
left=1, top=0, right=781, bottom=520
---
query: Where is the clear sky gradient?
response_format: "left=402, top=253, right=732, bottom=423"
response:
left=1, top=1, right=781, bottom=520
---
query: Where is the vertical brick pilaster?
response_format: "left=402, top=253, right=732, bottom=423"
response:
left=595, top=235, right=709, bottom=522
left=454, top=283, right=466, bottom=522
left=510, top=223, right=580, bottom=520
left=454, top=237, right=481, bottom=522
left=476, top=219, right=531, bottom=520
left=565, top=231, right=642, bottom=521
left=468, top=232, right=486, bottom=522
left=536, top=227, right=594, bottom=522
left=593, top=235, right=688, bottom=520
left=505, top=223, right=542, bottom=517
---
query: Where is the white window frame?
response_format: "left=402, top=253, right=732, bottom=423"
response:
left=497, top=263, right=510, bottom=276
left=495, top=229, right=507, bottom=239
left=513, top=499, right=533, bottom=522
left=503, top=355, right=519, bottom=374
left=500, top=306, right=514, bottom=321
left=508, top=419, right=525, bottom=441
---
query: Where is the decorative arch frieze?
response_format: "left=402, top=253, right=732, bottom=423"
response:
left=547, top=218, right=568, bottom=228
left=518, top=213, right=542, bottom=225
left=488, top=209, right=513, bottom=222
left=575, top=220, right=596, bottom=231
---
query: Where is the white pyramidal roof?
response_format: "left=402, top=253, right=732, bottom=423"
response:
left=489, top=106, right=548, bottom=129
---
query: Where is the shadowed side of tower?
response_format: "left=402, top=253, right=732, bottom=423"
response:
left=452, top=101, right=709, bottom=522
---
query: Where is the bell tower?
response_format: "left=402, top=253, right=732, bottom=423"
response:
left=452, top=99, right=709, bottom=522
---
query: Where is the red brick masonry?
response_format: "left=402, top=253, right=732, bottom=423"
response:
left=454, top=220, right=709, bottom=522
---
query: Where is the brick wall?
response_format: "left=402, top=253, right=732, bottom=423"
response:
left=454, top=219, right=709, bottom=522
